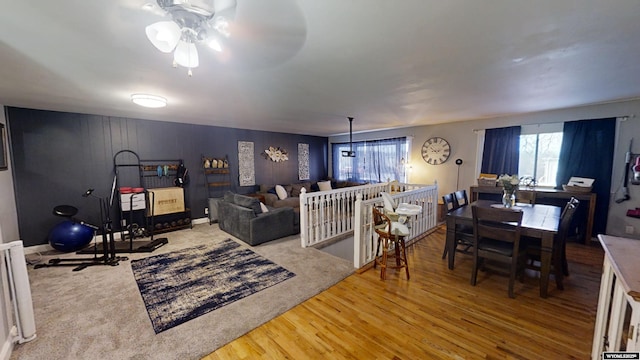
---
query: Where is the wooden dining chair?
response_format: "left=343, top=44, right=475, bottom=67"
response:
left=524, top=197, right=579, bottom=290
left=515, top=190, right=536, bottom=204
left=372, top=206, right=410, bottom=280
left=454, top=189, right=469, bottom=207
left=471, top=205, right=525, bottom=298
left=441, top=192, right=474, bottom=259
left=442, top=193, right=458, bottom=212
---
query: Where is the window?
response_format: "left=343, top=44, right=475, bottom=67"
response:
left=332, top=137, right=408, bottom=183
left=518, top=124, right=563, bottom=187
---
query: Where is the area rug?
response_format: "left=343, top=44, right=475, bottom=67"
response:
left=131, top=238, right=296, bottom=333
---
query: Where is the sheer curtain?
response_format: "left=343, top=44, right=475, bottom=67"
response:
left=332, top=137, right=407, bottom=182
left=556, top=117, right=616, bottom=236
left=480, top=126, right=521, bottom=175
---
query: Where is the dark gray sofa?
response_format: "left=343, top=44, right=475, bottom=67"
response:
left=218, top=191, right=299, bottom=246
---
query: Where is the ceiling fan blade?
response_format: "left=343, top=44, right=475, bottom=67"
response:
left=218, top=0, right=307, bottom=69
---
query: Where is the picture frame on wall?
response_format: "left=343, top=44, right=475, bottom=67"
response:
left=0, top=123, right=7, bottom=171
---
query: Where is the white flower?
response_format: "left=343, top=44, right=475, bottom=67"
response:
left=498, top=174, right=519, bottom=190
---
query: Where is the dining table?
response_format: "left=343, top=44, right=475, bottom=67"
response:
left=445, top=200, right=562, bottom=298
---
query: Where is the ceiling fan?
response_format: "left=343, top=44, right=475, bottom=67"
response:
left=144, top=0, right=308, bottom=75
left=144, top=0, right=237, bottom=76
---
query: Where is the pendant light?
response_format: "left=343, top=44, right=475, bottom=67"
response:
left=341, top=117, right=356, bottom=157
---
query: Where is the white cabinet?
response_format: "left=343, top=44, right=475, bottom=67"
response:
left=592, top=235, right=640, bottom=359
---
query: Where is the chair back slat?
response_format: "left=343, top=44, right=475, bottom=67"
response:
left=442, top=193, right=458, bottom=212
left=454, top=189, right=469, bottom=207
left=473, top=206, right=523, bottom=244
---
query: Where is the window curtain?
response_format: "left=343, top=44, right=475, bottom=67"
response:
left=556, top=118, right=616, bottom=237
left=332, top=137, right=407, bottom=183
left=480, top=126, right=521, bottom=175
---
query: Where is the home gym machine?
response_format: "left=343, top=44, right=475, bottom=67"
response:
left=77, top=150, right=170, bottom=254
left=35, top=179, right=128, bottom=271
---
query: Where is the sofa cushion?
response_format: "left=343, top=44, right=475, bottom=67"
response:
left=275, top=185, right=288, bottom=200
left=224, top=191, right=235, bottom=203
left=260, top=184, right=274, bottom=193
left=233, top=193, right=262, bottom=215
left=291, top=182, right=312, bottom=196
left=272, top=197, right=299, bottom=209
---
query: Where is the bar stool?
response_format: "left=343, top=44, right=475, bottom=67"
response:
left=373, top=206, right=410, bottom=280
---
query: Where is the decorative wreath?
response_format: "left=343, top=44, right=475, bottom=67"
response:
left=263, top=146, right=288, bottom=162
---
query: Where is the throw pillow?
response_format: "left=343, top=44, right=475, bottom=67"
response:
left=275, top=185, right=288, bottom=200
left=318, top=180, right=332, bottom=191
left=260, top=202, right=269, bottom=213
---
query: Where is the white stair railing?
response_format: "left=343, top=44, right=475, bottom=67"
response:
left=353, top=184, right=439, bottom=268
left=299, top=182, right=390, bottom=248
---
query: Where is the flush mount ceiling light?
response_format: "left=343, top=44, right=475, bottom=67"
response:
left=131, top=94, right=167, bottom=108
left=145, top=0, right=237, bottom=77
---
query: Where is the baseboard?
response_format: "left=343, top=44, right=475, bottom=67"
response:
left=24, top=218, right=209, bottom=254
left=191, top=217, right=208, bottom=225
left=23, top=243, right=52, bottom=255
left=0, top=334, right=12, bottom=360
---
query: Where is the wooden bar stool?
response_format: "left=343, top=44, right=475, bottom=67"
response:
left=373, top=206, right=410, bottom=280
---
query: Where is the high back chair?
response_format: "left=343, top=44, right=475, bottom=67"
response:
left=515, top=190, right=536, bottom=204
left=442, top=193, right=458, bottom=213
left=380, top=192, right=400, bottom=222
left=372, top=206, right=410, bottom=280
left=454, top=189, right=469, bottom=207
left=441, top=192, right=473, bottom=259
left=471, top=205, right=525, bottom=298
left=525, top=197, right=579, bottom=290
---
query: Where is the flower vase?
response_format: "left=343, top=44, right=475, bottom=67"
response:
left=502, top=189, right=516, bottom=208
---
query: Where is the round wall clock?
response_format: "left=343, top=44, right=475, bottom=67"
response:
left=421, top=137, right=451, bottom=165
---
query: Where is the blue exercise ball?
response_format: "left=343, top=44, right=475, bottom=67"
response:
left=48, top=220, right=94, bottom=252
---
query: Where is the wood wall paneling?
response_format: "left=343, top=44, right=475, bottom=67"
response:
left=6, top=107, right=328, bottom=247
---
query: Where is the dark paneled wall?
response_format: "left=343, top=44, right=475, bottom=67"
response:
left=7, top=107, right=328, bottom=247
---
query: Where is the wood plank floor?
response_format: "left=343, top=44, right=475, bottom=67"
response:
left=202, top=226, right=604, bottom=359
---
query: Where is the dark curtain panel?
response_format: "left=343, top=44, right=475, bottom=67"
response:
left=556, top=118, right=616, bottom=237
left=480, top=126, right=521, bottom=175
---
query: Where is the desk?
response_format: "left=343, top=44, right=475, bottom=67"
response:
left=446, top=200, right=561, bottom=298
left=470, top=186, right=596, bottom=244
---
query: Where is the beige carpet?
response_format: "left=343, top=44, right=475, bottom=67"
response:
left=11, top=223, right=354, bottom=360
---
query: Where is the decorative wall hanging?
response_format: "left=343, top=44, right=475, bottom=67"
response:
left=263, top=146, right=288, bottom=162
left=298, top=143, right=309, bottom=180
left=238, top=141, right=255, bottom=186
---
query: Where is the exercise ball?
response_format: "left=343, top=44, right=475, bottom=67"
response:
left=48, top=220, right=94, bottom=252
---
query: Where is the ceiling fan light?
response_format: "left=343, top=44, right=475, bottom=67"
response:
left=174, top=40, right=199, bottom=68
left=207, top=37, right=222, bottom=52
left=131, top=94, right=167, bottom=108
left=212, top=16, right=231, bottom=38
left=145, top=21, right=181, bottom=53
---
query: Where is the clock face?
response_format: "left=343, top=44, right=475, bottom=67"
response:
left=421, top=137, right=451, bottom=165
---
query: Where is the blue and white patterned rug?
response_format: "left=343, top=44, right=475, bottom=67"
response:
left=131, top=239, right=296, bottom=333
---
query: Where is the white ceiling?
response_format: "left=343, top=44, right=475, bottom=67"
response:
left=1, top=1, right=640, bottom=136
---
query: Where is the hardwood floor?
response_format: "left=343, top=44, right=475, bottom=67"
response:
left=203, top=226, right=604, bottom=359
